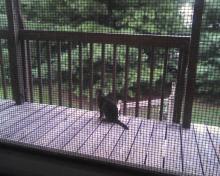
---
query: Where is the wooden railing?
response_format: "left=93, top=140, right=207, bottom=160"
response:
left=0, top=28, right=190, bottom=125
left=0, top=0, right=204, bottom=129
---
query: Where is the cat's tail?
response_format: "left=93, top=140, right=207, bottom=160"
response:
left=115, top=120, right=129, bottom=130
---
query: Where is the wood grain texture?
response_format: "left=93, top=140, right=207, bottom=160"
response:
left=1, top=105, right=50, bottom=139
left=193, top=124, right=220, bottom=176
left=47, top=111, right=96, bottom=149
left=109, top=118, right=142, bottom=161
left=78, top=121, right=114, bottom=156
left=0, top=100, right=15, bottom=111
left=0, top=103, right=46, bottom=133
left=126, top=120, right=154, bottom=164
left=9, top=105, right=57, bottom=141
left=63, top=113, right=100, bottom=152
left=0, top=101, right=219, bottom=176
left=33, top=107, right=79, bottom=146
left=93, top=116, right=130, bottom=159
left=145, top=121, right=166, bottom=168
left=181, top=126, right=203, bottom=176
left=164, top=124, right=182, bottom=173
left=0, top=102, right=23, bottom=124
left=19, top=106, right=68, bottom=144
left=207, top=125, right=220, bottom=162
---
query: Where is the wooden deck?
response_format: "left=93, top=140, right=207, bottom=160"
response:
left=0, top=100, right=219, bottom=176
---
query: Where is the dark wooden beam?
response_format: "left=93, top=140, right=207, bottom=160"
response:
left=183, top=0, right=205, bottom=128
left=5, top=0, right=25, bottom=104
left=20, top=30, right=190, bottom=48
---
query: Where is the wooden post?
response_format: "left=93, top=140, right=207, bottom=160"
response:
left=159, top=48, right=168, bottom=121
left=147, top=47, right=155, bottom=119
left=172, top=49, right=183, bottom=123
left=123, top=46, right=129, bottom=115
left=89, top=43, right=94, bottom=110
left=167, top=82, right=176, bottom=123
left=183, top=0, right=204, bottom=128
left=79, top=42, right=83, bottom=109
left=135, top=47, right=142, bottom=117
left=5, top=0, right=25, bottom=104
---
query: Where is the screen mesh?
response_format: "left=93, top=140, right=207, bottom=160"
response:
left=0, top=0, right=220, bottom=176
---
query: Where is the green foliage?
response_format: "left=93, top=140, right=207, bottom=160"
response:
left=203, top=0, right=220, bottom=31
left=0, top=14, right=7, bottom=29
left=0, top=1, right=6, bottom=14
left=0, top=0, right=219, bottom=100
left=196, top=32, right=220, bottom=97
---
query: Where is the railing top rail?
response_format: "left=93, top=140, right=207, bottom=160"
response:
left=18, top=30, right=190, bottom=48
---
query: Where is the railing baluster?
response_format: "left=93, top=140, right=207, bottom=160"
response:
left=26, top=40, right=33, bottom=102
left=135, top=47, right=142, bottom=117
left=21, top=39, right=29, bottom=102
left=89, top=43, right=94, bottom=110
left=101, top=43, right=105, bottom=89
left=36, top=41, right=43, bottom=103
left=57, top=41, right=62, bottom=106
left=68, top=42, right=72, bottom=107
left=173, top=49, right=184, bottom=123
left=147, top=47, right=155, bottom=119
left=179, top=46, right=189, bottom=118
left=159, top=48, right=169, bottom=121
left=79, top=42, right=83, bottom=109
left=0, top=40, right=7, bottom=99
left=173, top=47, right=189, bottom=123
left=112, top=44, right=117, bottom=99
left=123, top=46, right=129, bottom=115
left=46, top=41, right=52, bottom=105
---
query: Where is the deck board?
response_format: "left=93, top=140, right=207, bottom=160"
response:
left=2, top=105, right=50, bottom=138
left=126, top=119, right=154, bottom=164
left=0, top=101, right=219, bottom=176
left=207, top=125, right=220, bottom=161
left=0, top=100, right=15, bottom=111
left=47, top=111, right=95, bottom=150
left=164, top=124, right=182, bottom=173
left=0, top=103, right=46, bottom=135
left=9, top=105, right=57, bottom=141
left=0, top=104, right=27, bottom=124
left=0, top=103, right=41, bottom=124
left=77, top=120, right=114, bottom=156
left=33, top=107, right=79, bottom=146
left=145, top=121, right=166, bottom=169
left=181, top=127, right=203, bottom=176
left=19, top=106, right=68, bottom=144
left=193, top=124, right=220, bottom=176
left=0, top=99, right=11, bottom=105
left=109, top=118, right=142, bottom=162
left=93, top=117, right=130, bottom=159
left=63, top=112, right=100, bottom=152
